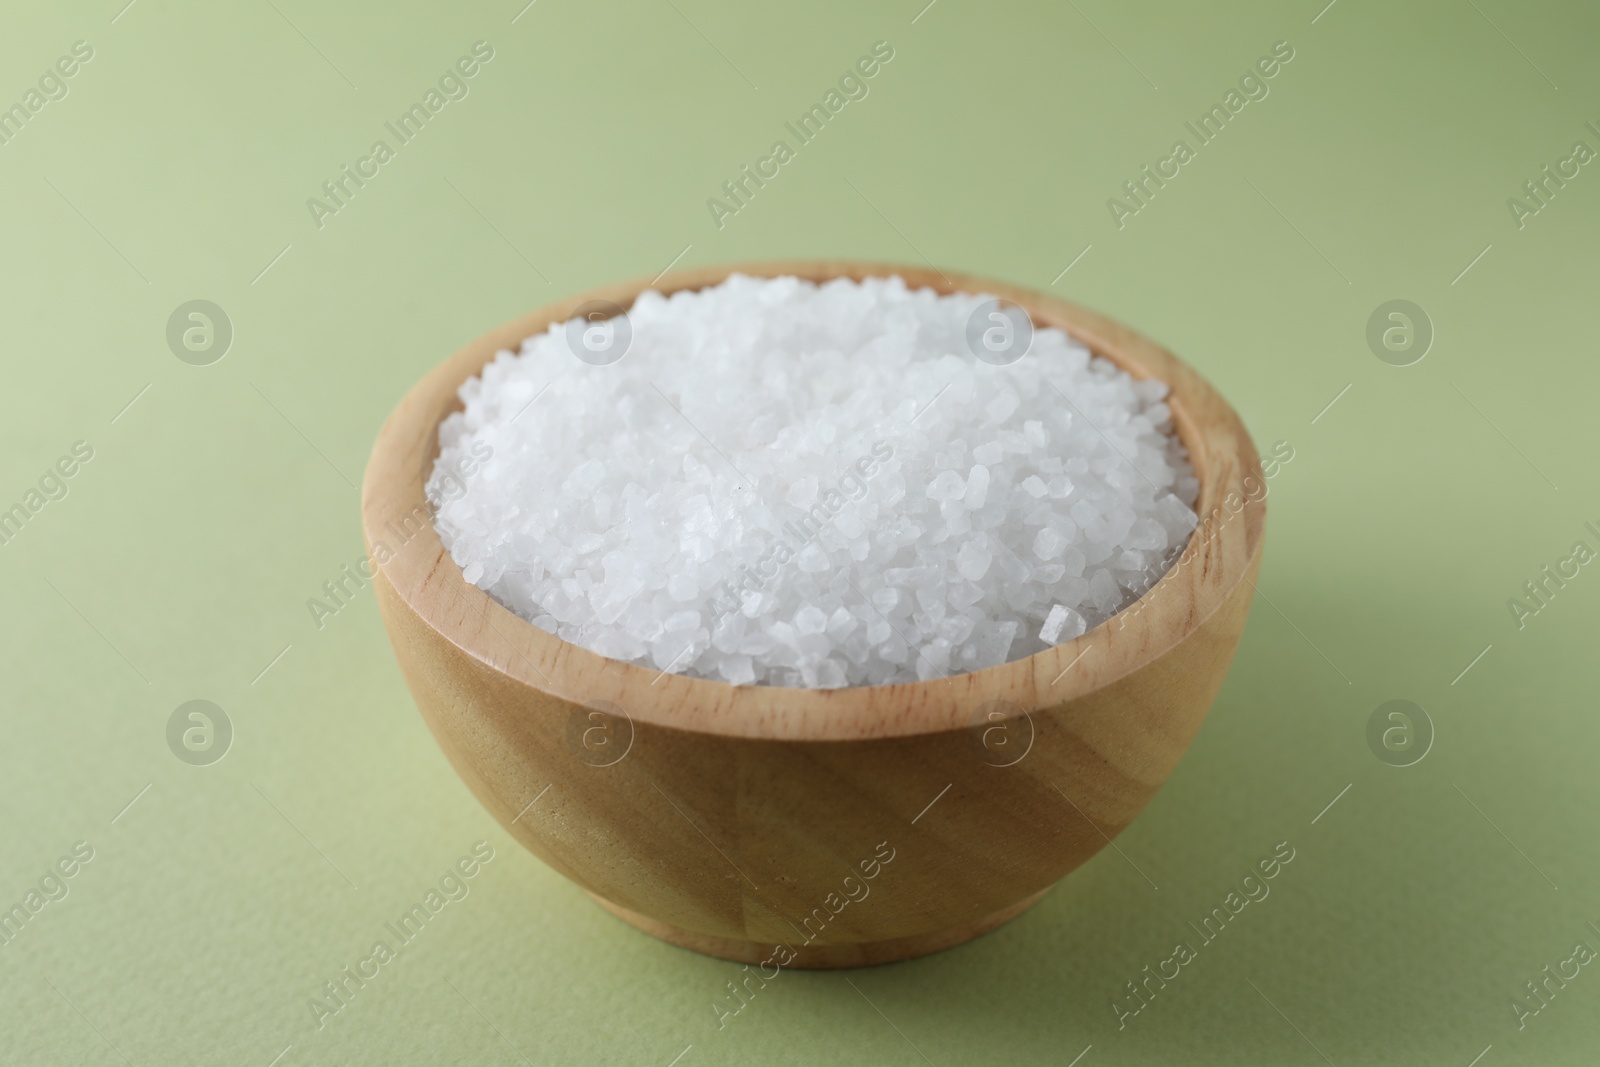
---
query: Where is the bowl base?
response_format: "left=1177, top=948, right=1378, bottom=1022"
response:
left=585, top=886, right=1053, bottom=969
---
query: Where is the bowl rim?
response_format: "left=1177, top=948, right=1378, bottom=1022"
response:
left=362, top=260, right=1266, bottom=742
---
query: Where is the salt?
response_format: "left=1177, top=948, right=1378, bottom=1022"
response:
left=1039, top=603, right=1087, bottom=645
left=428, top=274, right=1197, bottom=688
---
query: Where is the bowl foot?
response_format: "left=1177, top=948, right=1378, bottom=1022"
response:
left=585, top=887, right=1052, bottom=969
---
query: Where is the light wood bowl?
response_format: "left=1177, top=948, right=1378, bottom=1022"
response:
left=363, top=261, right=1265, bottom=968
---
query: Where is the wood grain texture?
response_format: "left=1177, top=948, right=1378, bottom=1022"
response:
left=362, top=261, right=1267, bottom=968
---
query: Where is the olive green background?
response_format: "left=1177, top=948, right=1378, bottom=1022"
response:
left=3, top=0, right=1597, bottom=1063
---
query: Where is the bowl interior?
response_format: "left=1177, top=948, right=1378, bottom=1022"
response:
left=362, top=261, right=1265, bottom=742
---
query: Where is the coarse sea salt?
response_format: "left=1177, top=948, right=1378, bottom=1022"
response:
left=427, top=274, right=1199, bottom=688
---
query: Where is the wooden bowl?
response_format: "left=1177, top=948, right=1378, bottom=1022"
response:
left=362, top=261, right=1265, bottom=968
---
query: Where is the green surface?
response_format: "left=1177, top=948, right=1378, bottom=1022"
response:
left=2, top=0, right=1598, bottom=1063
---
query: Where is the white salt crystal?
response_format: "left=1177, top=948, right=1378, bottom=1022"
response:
left=794, top=605, right=828, bottom=635
left=986, top=392, right=1019, bottom=422
left=963, top=465, right=990, bottom=509
left=815, top=659, right=848, bottom=688
left=795, top=543, right=829, bottom=573
left=1088, top=569, right=1122, bottom=613
left=972, top=620, right=1019, bottom=667
left=664, top=610, right=700, bottom=633
left=927, top=470, right=965, bottom=501
left=1127, top=516, right=1167, bottom=551
left=955, top=542, right=992, bottom=581
left=940, top=615, right=976, bottom=645
left=722, top=653, right=756, bottom=686
left=786, top=476, right=819, bottom=508
left=427, top=274, right=1197, bottom=688
left=1039, top=603, right=1087, bottom=645
left=1033, top=527, right=1067, bottom=560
